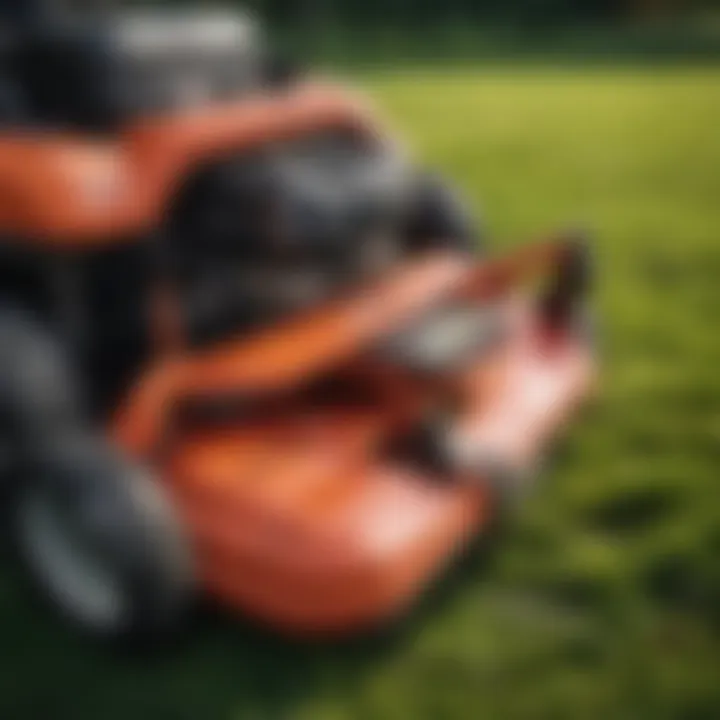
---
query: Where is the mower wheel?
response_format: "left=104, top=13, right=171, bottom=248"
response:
left=11, top=434, right=194, bottom=643
left=0, top=306, right=81, bottom=498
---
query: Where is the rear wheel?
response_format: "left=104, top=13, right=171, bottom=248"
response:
left=0, top=305, right=80, bottom=503
left=11, top=435, right=194, bottom=642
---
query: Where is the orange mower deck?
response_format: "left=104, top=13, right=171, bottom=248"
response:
left=114, top=245, right=595, bottom=635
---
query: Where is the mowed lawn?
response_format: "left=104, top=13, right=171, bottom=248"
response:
left=1, top=68, right=719, bottom=720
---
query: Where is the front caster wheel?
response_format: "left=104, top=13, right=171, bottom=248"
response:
left=11, top=435, right=194, bottom=643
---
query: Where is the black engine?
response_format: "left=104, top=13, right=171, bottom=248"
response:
left=167, top=128, right=473, bottom=345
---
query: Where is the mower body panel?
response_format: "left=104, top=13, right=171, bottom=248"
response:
left=0, top=84, right=372, bottom=246
left=159, top=296, right=593, bottom=634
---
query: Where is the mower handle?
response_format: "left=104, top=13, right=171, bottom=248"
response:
left=458, top=232, right=590, bottom=308
left=112, top=233, right=590, bottom=458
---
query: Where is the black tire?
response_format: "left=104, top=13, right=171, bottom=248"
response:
left=0, top=306, right=81, bottom=498
left=404, top=172, right=482, bottom=255
left=11, top=433, right=194, bottom=642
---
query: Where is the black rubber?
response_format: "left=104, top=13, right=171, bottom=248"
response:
left=10, top=433, right=194, bottom=643
left=0, top=306, right=80, bottom=426
left=0, top=305, right=81, bottom=499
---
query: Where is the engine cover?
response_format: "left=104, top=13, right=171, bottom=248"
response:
left=169, top=128, right=412, bottom=343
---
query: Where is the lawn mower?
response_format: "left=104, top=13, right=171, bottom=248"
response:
left=0, top=1, right=595, bottom=641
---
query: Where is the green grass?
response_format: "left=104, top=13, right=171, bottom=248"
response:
left=2, top=67, right=720, bottom=719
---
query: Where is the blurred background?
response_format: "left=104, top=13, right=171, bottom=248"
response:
left=240, top=0, right=720, bottom=65
left=1, top=1, right=719, bottom=719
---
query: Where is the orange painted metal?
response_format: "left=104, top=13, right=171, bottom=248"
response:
left=112, top=252, right=469, bottom=456
left=0, top=83, right=375, bottom=246
left=164, top=408, right=486, bottom=632
left=161, top=303, right=591, bottom=634
left=112, top=239, right=576, bottom=457
left=109, top=242, right=594, bottom=635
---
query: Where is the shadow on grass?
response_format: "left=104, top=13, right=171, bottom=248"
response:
left=0, top=529, right=501, bottom=720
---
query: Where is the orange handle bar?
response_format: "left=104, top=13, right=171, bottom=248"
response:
left=112, top=234, right=589, bottom=458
